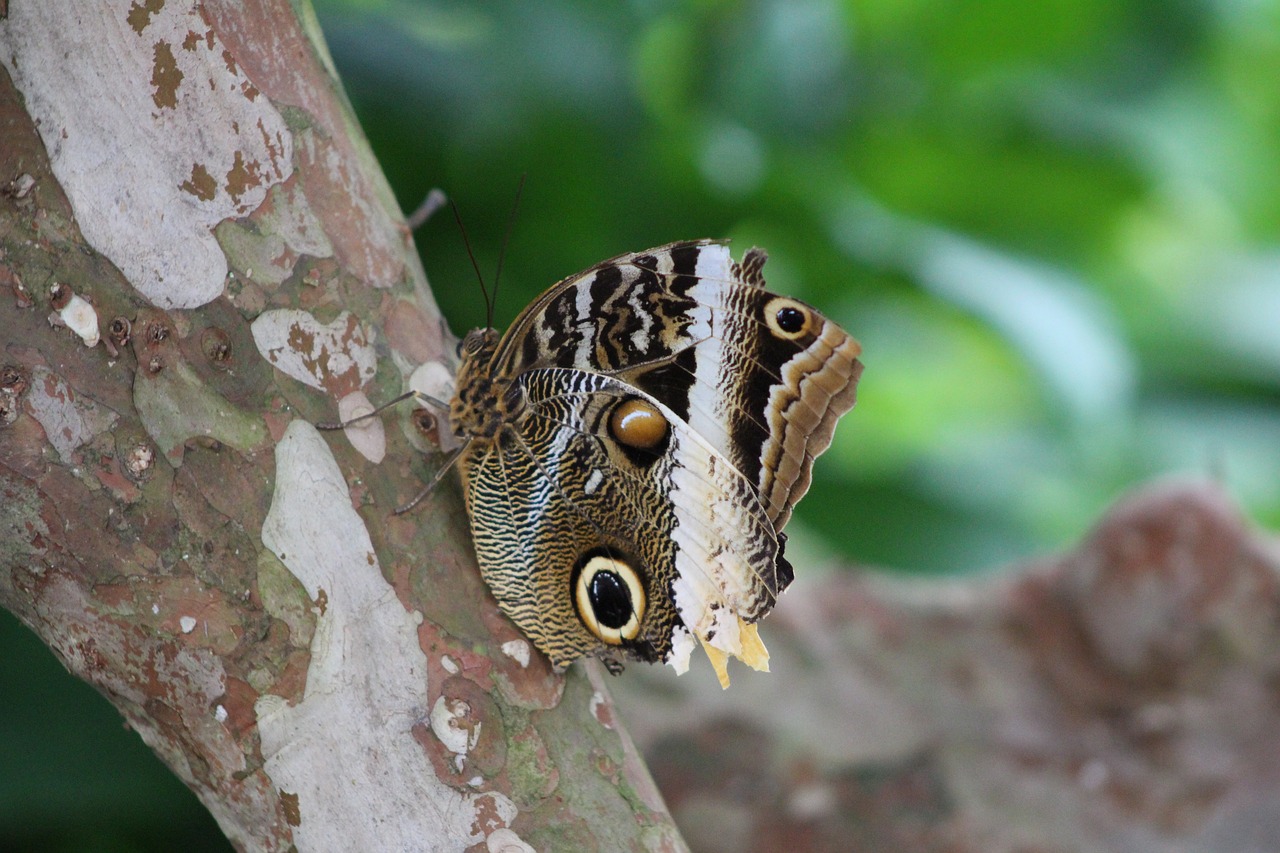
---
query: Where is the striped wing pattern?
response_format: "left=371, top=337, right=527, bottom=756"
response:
left=451, top=241, right=862, bottom=685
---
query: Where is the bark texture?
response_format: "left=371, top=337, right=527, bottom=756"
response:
left=0, top=3, right=681, bottom=851
left=614, top=480, right=1280, bottom=853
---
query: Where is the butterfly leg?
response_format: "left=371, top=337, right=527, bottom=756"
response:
left=393, top=442, right=469, bottom=515
left=314, top=390, right=448, bottom=430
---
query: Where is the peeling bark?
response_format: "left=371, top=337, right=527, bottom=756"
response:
left=0, top=3, right=683, bottom=851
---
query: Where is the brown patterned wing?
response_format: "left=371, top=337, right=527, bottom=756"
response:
left=453, top=241, right=862, bottom=685
left=457, top=367, right=784, bottom=683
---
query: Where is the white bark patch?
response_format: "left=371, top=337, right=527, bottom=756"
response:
left=25, top=367, right=119, bottom=464
left=337, top=391, right=386, bottom=464
left=257, top=421, right=517, bottom=849
left=179, top=616, right=198, bottom=634
left=251, top=309, right=376, bottom=392
left=486, top=828, right=536, bottom=853
left=408, top=359, right=455, bottom=404
left=589, top=691, right=614, bottom=730
left=430, top=695, right=481, bottom=759
left=501, top=639, right=530, bottom=669
left=56, top=294, right=101, bottom=347
left=0, top=2, right=292, bottom=309
left=409, top=360, right=461, bottom=452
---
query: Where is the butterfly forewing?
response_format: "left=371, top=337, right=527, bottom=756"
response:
left=489, top=241, right=861, bottom=528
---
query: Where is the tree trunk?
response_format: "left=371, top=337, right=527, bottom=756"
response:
left=0, top=2, right=682, bottom=850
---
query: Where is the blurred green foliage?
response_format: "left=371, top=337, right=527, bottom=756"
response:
left=7, top=1, right=1279, bottom=850
left=0, top=609, right=229, bottom=852
left=320, top=0, right=1280, bottom=573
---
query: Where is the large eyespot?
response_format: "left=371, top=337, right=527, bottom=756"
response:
left=608, top=397, right=668, bottom=451
left=573, top=552, right=646, bottom=645
left=764, top=297, right=814, bottom=341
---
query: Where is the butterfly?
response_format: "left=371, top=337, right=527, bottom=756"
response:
left=432, top=239, right=862, bottom=688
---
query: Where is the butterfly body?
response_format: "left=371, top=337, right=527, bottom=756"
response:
left=448, top=240, right=862, bottom=685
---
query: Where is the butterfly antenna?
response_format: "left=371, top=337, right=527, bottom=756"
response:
left=314, top=390, right=451, bottom=430
left=450, top=199, right=492, bottom=327
left=491, top=173, right=526, bottom=326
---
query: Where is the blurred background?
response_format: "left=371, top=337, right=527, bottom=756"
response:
left=6, top=0, right=1279, bottom=848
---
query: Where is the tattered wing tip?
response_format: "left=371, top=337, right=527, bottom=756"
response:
left=738, top=619, right=770, bottom=673
left=666, top=624, right=696, bottom=675
left=699, top=636, right=732, bottom=689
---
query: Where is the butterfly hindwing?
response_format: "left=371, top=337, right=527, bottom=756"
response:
left=458, top=367, right=784, bottom=677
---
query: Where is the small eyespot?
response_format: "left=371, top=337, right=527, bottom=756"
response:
left=608, top=397, right=668, bottom=450
left=574, top=554, right=645, bottom=645
left=764, top=297, right=812, bottom=340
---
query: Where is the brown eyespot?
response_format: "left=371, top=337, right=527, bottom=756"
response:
left=764, top=297, right=813, bottom=340
left=608, top=397, right=668, bottom=450
left=574, top=552, right=645, bottom=645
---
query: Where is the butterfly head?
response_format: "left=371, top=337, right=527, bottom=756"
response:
left=456, top=326, right=499, bottom=364
left=450, top=328, right=507, bottom=439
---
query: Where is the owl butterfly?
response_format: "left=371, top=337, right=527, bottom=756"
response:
left=420, top=240, right=864, bottom=688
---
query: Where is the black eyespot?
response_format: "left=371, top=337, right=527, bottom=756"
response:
left=764, top=297, right=812, bottom=341
left=776, top=305, right=805, bottom=334
left=589, top=571, right=632, bottom=630
left=573, top=551, right=646, bottom=644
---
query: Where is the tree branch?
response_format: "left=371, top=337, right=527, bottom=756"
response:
left=613, top=480, right=1280, bottom=851
left=0, top=2, right=684, bottom=850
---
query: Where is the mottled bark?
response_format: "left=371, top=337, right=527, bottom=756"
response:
left=0, top=3, right=682, bottom=851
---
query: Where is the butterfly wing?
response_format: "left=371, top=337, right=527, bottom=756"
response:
left=458, top=241, right=861, bottom=684
left=491, top=241, right=862, bottom=534
left=458, top=367, right=785, bottom=684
